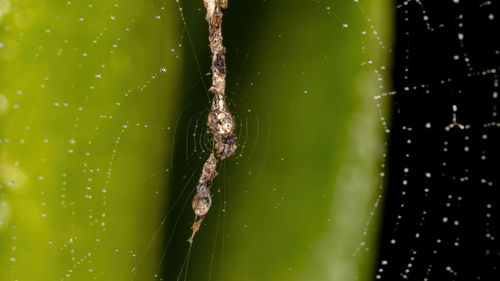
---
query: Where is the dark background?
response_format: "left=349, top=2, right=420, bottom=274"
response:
left=377, top=1, right=499, bottom=280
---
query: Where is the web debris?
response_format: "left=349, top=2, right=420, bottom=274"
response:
left=188, top=0, right=237, bottom=244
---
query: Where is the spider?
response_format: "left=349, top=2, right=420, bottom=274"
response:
left=189, top=0, right=235, bottom=244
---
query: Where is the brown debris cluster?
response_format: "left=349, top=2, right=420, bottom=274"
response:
left=188, top=0, right=237, bottom=244
left=188, top=153, right=217, bottom=244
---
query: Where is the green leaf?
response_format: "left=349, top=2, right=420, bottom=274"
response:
left=0, top=0, right=392, bottom=280
left=167, top=1, right=392, bottom=281
left=0, top=1, right=181, bottom=280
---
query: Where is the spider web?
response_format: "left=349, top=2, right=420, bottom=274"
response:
left=2, top=0, right=496, bottom=281
left=376, top=1, right=500, bottom=280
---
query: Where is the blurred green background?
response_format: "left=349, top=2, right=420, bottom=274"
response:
left=0, top=0, right=392, bottom=280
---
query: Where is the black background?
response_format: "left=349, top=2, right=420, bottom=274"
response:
left=377, top=1, right=499, bottom=280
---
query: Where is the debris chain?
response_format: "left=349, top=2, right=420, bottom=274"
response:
left=188, top=0, right=236, bottom=244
